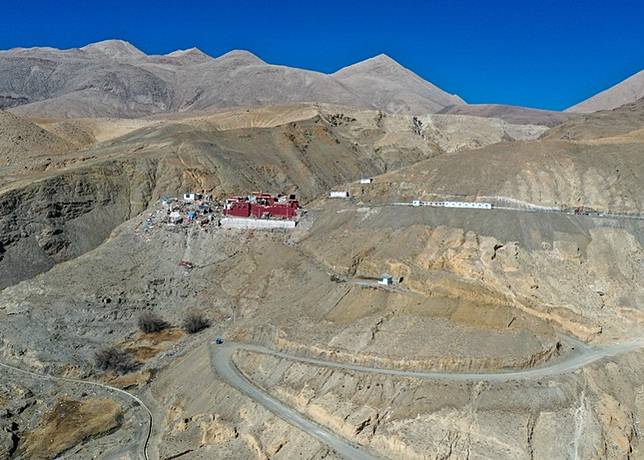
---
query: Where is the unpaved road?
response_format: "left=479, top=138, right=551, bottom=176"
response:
left=211, top=339, right=644, bottom=459
left=209, top=344, right=379, bottom=460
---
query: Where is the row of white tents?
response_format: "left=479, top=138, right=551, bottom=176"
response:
left=412, top=200, right=492, bottom=210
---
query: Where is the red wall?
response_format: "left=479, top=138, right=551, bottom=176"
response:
left=224, top=196, right=300, bottom=220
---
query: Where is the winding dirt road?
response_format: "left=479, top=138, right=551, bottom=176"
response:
left=211, top=339, right=644, bottom=459
left=210, top=343, right=378, bottom=460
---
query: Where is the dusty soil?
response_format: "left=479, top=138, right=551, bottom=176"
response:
left=19, top=398, right=122, bottom=459
left=122, top=328, right=185, bottom=362
left=0, top=367, right=148, bottom=460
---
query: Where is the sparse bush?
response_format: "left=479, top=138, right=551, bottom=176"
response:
left=138, top=312, right=169, bottom=333
left=183, top=311, right=211, bottom=334
left=94, top=346, right=137, bottom=374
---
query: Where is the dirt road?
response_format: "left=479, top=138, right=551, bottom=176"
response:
left=210, top=343, right=379, bottom=460
left=211, top=339, right=644, bottom=459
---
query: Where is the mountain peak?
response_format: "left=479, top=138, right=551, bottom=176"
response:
left=332, top=53, right=465, bottom=111
left=166, top=47, right=212, bottom=62
left=215, top=49, right=265, bottom=65
left=369, top=53, right=398, bottom=64
left=81, top=39, right=145, bottom=58
left=332, top=53, right=407, bottom=77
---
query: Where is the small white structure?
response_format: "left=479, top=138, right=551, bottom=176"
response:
left=329, top=191, right=350, bottom=198
left=169, top=211, right=182, bottom=224
left=359, top=178, right=373, bottom=184
left=411, top=200, right=492, bottom=210
left=378, top=274, right=394, bottom=285
left=183, top=193, right=202, bottom=203
left=443, top=201, right=492, bottom=210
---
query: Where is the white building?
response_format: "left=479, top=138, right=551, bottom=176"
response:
left=169, top=211, right=182, bottom=224
left=183, top=193, right=202, bottom=203
left=409, top=200, right=491, bottom=210
left=443, top=201, right=492, bottom=210
left=329, top=191, right=350, bottom=198
left=378, top=274, right=393, bottom=285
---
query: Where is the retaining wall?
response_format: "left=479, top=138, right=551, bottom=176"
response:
left=220, top=217, right=297, bottom=229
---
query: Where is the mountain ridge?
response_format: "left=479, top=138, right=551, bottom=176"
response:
left=0, top=40, right=465, bottom=118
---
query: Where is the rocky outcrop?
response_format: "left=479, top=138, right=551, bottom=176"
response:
left=0, top=150, right=210, bottom=290
left=300, top=204, right=643, bottom=341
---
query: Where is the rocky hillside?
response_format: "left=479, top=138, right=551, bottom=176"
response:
left=0, top=158, right=163, bottom=289
left=545, top=96, right=644, bottom=142
left=0, top=110, right=74, bottom=174
left=1, top=157, right=642, bottom=458
left=0, top=40, right=464, bottom=118
left=350, top=139, right=643, bottom=215
left=0, top=105, right=548, bottom=289
left=1, top=91, right=643, bottom=459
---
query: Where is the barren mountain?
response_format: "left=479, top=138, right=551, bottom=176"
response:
left=0, top=40, right=464, bottom=118
left=0, top=104, right=546, bottom=289
left=566, top=69, right=644, bottom=113
left=545, top=96, right=644, bottom=142
left=332, top=54, right=464, bottom=113
left=353, top=140, right=643, bottom=215
left=438, top=103, right=576, bottom=127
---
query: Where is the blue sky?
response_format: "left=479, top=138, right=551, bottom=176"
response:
left=2, top=0, right=643, bottom=110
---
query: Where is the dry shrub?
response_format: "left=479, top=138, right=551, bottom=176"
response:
left=183, top=311, right=211, bottom=334
left=137, top=312, right=169, bottom=333
left=94, top=347, right=137, bottom=374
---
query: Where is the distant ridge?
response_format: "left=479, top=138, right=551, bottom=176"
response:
left=0, top=40, right=464, bottom=118
left=566, top=69, right=644, bottom=113
left=438, top=104, right=575, bottom=127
